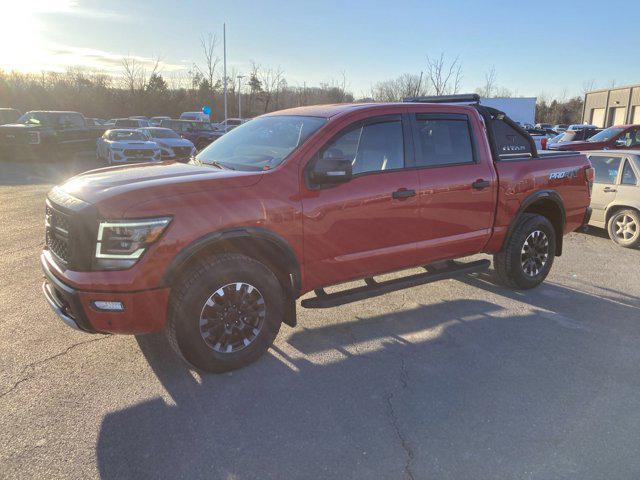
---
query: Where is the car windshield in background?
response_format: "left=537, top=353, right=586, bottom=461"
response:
left=143, top=128, right=179, bottom=139
left=18, top=113, right=48, bottom=126
left=191, top=122, right=212, bottom=131
left=587, top=127, right=624, bottom=143
left=196, top=115, right=326, bottom=171
left=110, top=131, right=146, bottom=141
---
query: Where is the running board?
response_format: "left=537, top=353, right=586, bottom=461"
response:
left=301, top=259, right=490, bottom=309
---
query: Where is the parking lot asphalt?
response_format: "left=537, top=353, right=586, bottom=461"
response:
left=1, top=157, right=640, bottom=480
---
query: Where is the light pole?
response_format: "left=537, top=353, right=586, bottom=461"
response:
left=223, top=22, right=227, bottom=121
left=237, top=75, right=244, bottom=119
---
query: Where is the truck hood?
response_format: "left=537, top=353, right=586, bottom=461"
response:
left=57, top=161, right=262, bottom=215
left=0, top=123, right=47, bottom=131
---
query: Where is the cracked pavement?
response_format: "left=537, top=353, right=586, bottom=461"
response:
left=2, top=162, right=640, bottom=479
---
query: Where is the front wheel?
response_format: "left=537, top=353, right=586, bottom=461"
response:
left=607, top=209, right=640, bottom=248
left=166, top=253, right=284, bottom=373
left=493, top=213, right=556, bottom=289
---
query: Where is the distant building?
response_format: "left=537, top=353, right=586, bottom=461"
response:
left=480, top=97, right=536, bottom=125
left=583, top=84, right=640, bottom=128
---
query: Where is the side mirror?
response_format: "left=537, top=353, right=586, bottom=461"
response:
left=310, top=156, right=352, bottom=185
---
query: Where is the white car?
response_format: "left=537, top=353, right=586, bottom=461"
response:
left=139, top=127, right=196, bottom=161
left=180, top=111, right=210, bottom=122
left=214, top=117, right=245, bottom=133
left=97, top=129, right=161, bottom=165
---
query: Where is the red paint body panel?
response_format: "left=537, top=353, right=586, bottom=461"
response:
left=42, top=102, right=592, bottom=334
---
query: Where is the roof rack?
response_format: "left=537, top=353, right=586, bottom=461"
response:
left=403, top=93, right=480, bottom=104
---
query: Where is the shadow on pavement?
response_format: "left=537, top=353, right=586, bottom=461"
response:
left=96, top=281, right=640, bottom=480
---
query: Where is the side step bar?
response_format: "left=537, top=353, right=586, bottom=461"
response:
left=301, top=259, right=490, bottom=309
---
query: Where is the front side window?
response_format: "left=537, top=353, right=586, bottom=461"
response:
left=414, top=116, right=475, bottom=166
left=318, top=118, right=404, bottom=175
left=18, top=112, right=48, bottom=126
left=590, top=155, right=621, bottom=184
left=621, top=160, right=638, bottom=185
left=196, top=115, right=326, bottom=171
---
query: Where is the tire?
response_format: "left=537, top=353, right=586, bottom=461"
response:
left=493, top=213, right=556, bottom=289
left=166, top=253, right=284, bottom=373
left=607, top=209, right=640, bottom=248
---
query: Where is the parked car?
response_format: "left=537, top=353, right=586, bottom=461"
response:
left=114, top=118, right=151, bottom=128
left=583, top=151, right=640, bottom=248
left=104, top=119, right=117, bottom=127
left=553, top=124, right=568, bottom=132
left=547, top=128, right=601, bottom=149
left=139, top=127, right=196, bottom=162
left=149, top=116, right=171, bottom=127
left=96, top=129, right=161, bottom=165
left=0, top=108, right=22, bottom=125
left=535, top=123, right=553, bottom=130
left=41, top=95, right=592, bottom=372
left=549, top=125, right=640, bottom=152
left=159, top=119, right=222, bottom=149
left=129, top=116, right=149, bottom=121
left=0, top=111, right=102, bottom=159
left=214, top=117, right=245, bottom=133
left=180, top=111, right=210, bottom=122
left=568, top=124, right=597, bottom=131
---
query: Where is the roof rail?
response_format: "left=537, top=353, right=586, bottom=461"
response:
left=403, top=93, right=480, bottom=104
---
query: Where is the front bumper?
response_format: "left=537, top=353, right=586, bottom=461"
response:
left=41, top=253, right=171, bottom=334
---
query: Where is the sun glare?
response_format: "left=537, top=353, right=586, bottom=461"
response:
left=0, top=1, right=77, bottom=72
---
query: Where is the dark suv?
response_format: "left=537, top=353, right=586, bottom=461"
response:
left=160, top=119, right=222, bottom=149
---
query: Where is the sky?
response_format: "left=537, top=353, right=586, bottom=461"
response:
left=1, top=0, right=639, bottom=100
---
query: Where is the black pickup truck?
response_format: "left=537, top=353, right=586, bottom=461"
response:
left=0, top=111, right=105, bottom=159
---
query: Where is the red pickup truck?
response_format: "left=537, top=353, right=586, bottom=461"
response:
left=41, top=94, right=593, bottom=372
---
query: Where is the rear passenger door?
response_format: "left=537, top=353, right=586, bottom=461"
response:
left=301, top=114, right=422, bottom=288
left=589, top=154, right=622, bottom=225
left=410, top=112, right=496, bottom=262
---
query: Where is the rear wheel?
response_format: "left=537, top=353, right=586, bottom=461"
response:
left=607, top=209, right=640, bottom=248
left=493, top=213, right=556, bottom=289
left=166, top=253, right=284, bottom=372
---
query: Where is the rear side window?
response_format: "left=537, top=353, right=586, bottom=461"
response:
left=319, top=118, right=404, bottom=175
left=621, top=160, right=638, bottom=185
left=491, top=119, right=533, bottom=159
left=590, top=155, right=621, bottom=184
left=414, top=115, right=475, bottom=167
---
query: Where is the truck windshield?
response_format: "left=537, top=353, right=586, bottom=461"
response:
left=587, top=127, right=624, bottom=142
left=195, top=115, right=326, bottom=171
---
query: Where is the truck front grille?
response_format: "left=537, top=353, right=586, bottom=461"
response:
left=45, top=203, right=71, bottom=264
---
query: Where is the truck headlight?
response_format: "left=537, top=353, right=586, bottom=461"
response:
left=94, top=217, right=171, bottom=269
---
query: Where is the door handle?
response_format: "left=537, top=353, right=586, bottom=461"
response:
left=392, top=188, right=416, bottom=200
left=472, top=179, right=491, bottom=190
left=603, top=187, right=617, bottom=192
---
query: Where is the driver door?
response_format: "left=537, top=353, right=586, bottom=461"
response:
left=300, top=114, right=422, bottom=289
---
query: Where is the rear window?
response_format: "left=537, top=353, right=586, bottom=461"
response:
left=414, top=115, right=475, bottom=167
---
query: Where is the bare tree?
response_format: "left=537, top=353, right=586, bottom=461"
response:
left=581, top=79, right=596, bottom=95
left=198, top=32, right=220, bottom=91
left=371, top=73, right=431, bottom=102
left=477, top=66, right=497, bottom=98
left=257, top=65, right=285, bottom=112
left=425, top=53, right=462, bottom=96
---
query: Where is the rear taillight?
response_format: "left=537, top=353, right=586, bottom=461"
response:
left=585, top=166, right=594, bottom=183
left=541, top=138, right=548, bottom=150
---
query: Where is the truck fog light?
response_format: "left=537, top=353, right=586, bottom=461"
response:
left=92, top=300, right=124, bottom=311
